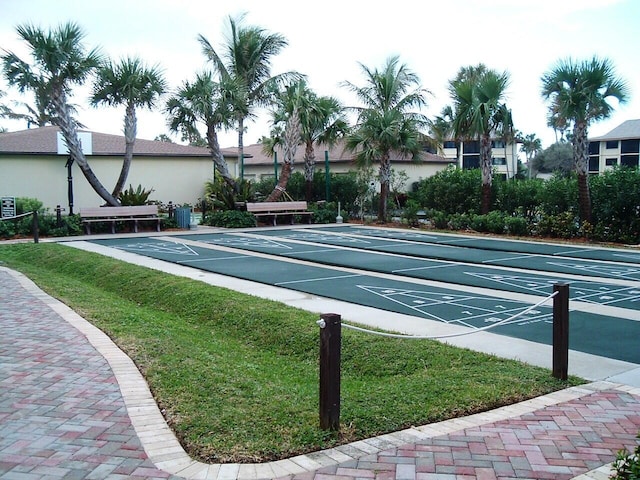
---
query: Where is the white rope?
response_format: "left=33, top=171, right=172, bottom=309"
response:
left=320, top=291, right=559, bottom=340
left=0, top=212, right=33, bottom=221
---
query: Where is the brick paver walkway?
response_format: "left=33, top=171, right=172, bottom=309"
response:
left=0, top=268, right=181, bottom=479
left=1, top=265, right=639, bottom=480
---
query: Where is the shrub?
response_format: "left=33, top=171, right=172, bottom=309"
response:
left=611, top=432, right=640, bottom=480
left=411, top=166, right=481, bottom=215
left=537, top=174, right=578, bottom=216
left=534, top=211, right=580, bottom=239
left=448, top=213, right=472, bottom=231
left=118, top=184, right=154, bottom=206
left=203, top=210, right=256, bottom=228
left=504, top=216, right=529, bottom=236
left=309, top=201, right=338, bottom=224
left=402, top=199, right=421, bottom=227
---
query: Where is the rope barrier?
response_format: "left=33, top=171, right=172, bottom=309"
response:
left=0, top=211, right=33, bottom=221
left=318, top=291, right=559, bottom=340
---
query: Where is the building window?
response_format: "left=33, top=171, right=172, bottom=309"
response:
left=621, top=139, right=640, bottom=154
left=605, top=158, right=618, bottom=167
left=589, top=156, right=599, bottom=172
left=492, top=157, right=506, bottom=166
left=621, top=154, right=639, bottom=168
left=605, top=140, right=619, bottom=149
left=443, top=141, right=456, bottom=149
left=463, top=141, right=480, bottom=154
left=462, top=155, right=480, bottom=169
left=588, top=142, right=600, bottom=155
left=491, top=140, right=505, bottom=148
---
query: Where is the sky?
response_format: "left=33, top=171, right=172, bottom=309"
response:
left=1, top=0, right=639, bottom=150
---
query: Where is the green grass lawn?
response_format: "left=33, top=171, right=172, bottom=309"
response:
left=0, top=243, right=584, bottom=463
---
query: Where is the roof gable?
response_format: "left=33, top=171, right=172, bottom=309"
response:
left=591, top=119, right=640, bottom=141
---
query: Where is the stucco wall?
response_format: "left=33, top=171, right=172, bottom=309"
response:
left=0, top=154, right=224, bottom=211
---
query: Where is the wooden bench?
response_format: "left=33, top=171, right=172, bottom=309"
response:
left=246, top=201, right=313, bottom=226
left=80, top=205, right=161, bottom=234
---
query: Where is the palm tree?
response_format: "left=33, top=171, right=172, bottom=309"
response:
left=519, top=133, right=542, bottom=178
left=449, top=66, right=513, bottom=214
left=2, top=22, right=120, bottom=206
left=267, top=80, right=349, bottom=201
left=429, top=105, right=456, bottom=155
left=91, top=56, right=167, bottom=198
left=165, top=72, right=236, bottom=189
left=264, top=108, right=301, bottom=202
left=541, top=56, right=629, bottom=223
left=343, top=56, right=429, bottom=222
left=198, top=14, right=302, bottom=179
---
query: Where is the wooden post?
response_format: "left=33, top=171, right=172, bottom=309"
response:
left=319, top=313, right=341, bottom=431
left=32, top=210, right=39, bottom=244
left=552, top=282, right=569, bottom=380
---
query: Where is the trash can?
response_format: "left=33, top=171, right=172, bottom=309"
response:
left=175, top=207, right=191, bottom=229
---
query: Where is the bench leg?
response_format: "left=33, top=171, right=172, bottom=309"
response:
left=133, top=220, right=139, bottom=233
left=156, top=219, right=161, bottom=232
left=111, top=221, right=116, bottom=234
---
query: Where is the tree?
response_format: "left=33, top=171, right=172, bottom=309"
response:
left=266, top=80, right=349, bottom=201
left=165, top=72, right=236, bottom=189
left=198, top=14, right=302, bottom=179
left=91, top=56, right=167, bottom=198
left=449, top=65, right=513, bottom=214
left=429, top=105, right=455, bottom=154
left=264, top=109, right=301, bottom=202
left=343, top=56, right=429, bottom=222
left=2, top=22, right=120, bottom=205
left=154, top=134, right=173, bottom=143
left=541, top=56, right=629, bottom=223
left=519, top=133, right=542, bottom=178
left=532, top=142, right=573, bottom=175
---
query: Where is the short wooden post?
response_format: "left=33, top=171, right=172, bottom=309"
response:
left=552, top=282, right=569, bottom=380
left=55, top=205, right=62, bottom=227
left=32, top=210, right=39, bottom=244
left=319, top=313, right=341, bottom=431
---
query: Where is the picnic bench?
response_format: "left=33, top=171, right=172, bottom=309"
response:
left=246, top=201, right=313, bottom=226
left=80, top=205, right=161, bottom=234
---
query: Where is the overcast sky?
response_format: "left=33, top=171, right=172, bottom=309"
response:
left=1, top=0, right=638, bottom=149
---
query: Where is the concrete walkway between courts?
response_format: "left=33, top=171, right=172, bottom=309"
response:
left=1, top=257, right=640, bottom=479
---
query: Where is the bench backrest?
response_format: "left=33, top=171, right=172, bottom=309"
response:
left=80, top=205, right=158, bottom=218
left=246, top=201, right=308, bottom=213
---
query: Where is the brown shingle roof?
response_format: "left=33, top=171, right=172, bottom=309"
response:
left=0, top=126, right=239, bottom=158
left=241, top=140, right=451, bottom=166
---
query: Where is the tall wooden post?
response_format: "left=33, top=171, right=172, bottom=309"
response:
left=319, top=313, right=341, bottom=431
left=32, top=210, right=39, bottom=244
left=552, top=282, right=569, bottom=380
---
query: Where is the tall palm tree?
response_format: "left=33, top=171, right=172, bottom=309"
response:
left=519, top=133, right=542, bottom=178
left=91, top=56, right=167, bottom=198
left=198, top=14, right=302, bottom=179
left=449, top=66, right=513, bottom=214
left=2, top=22, right=120, bottom=206
left=541, top=56, right=629, bottom=223
left=343, top=56, right=429, bottom=222
left=165, top=72, right=236, bottom=189
left=267, top=80, right=349, bottom=201
left=429, top=105, right=456, bottom=155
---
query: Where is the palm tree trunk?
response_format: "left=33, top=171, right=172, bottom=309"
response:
left=266, top=109, right=301, bottom=202
left=207, top=123, right=236, bottom=190
left=574, top=121, right=592, bottom=224
left=237, top=117, right=244, bottom=180
left=112, top=103, right=136, bottom=198
left=378, top=153, right=391, bottom=222
left=480, top=134, right=493, bottom=214
left=51, top=88, right=120, bottom=206
left=304, top=141, right=315, bottom=202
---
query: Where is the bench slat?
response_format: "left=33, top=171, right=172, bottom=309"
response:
left=80, top=205, right=160, bottom=234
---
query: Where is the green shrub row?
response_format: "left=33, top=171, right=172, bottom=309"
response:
left=410, top=166, right=640, bottom=244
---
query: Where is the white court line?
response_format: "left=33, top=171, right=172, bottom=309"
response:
left=276, top=273, right=362, bottom=285
left=482, top=254, right=537, bottom=264
left=554, top=248, right=598, bottom=256
left=392, top=264, right=457, bottom=273
left=178, top=255, right=245, bottom=263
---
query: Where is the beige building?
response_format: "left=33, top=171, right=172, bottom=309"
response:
left=440, top=140, right=520, bottom=179
left=240, top=141, right=454, bottom=188
left=0, top=126, right=239, bottom=211
left=589, top=119, right=640, bottom=173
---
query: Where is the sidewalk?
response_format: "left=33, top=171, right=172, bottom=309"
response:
left=1, top=263, right=640, bottom=480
